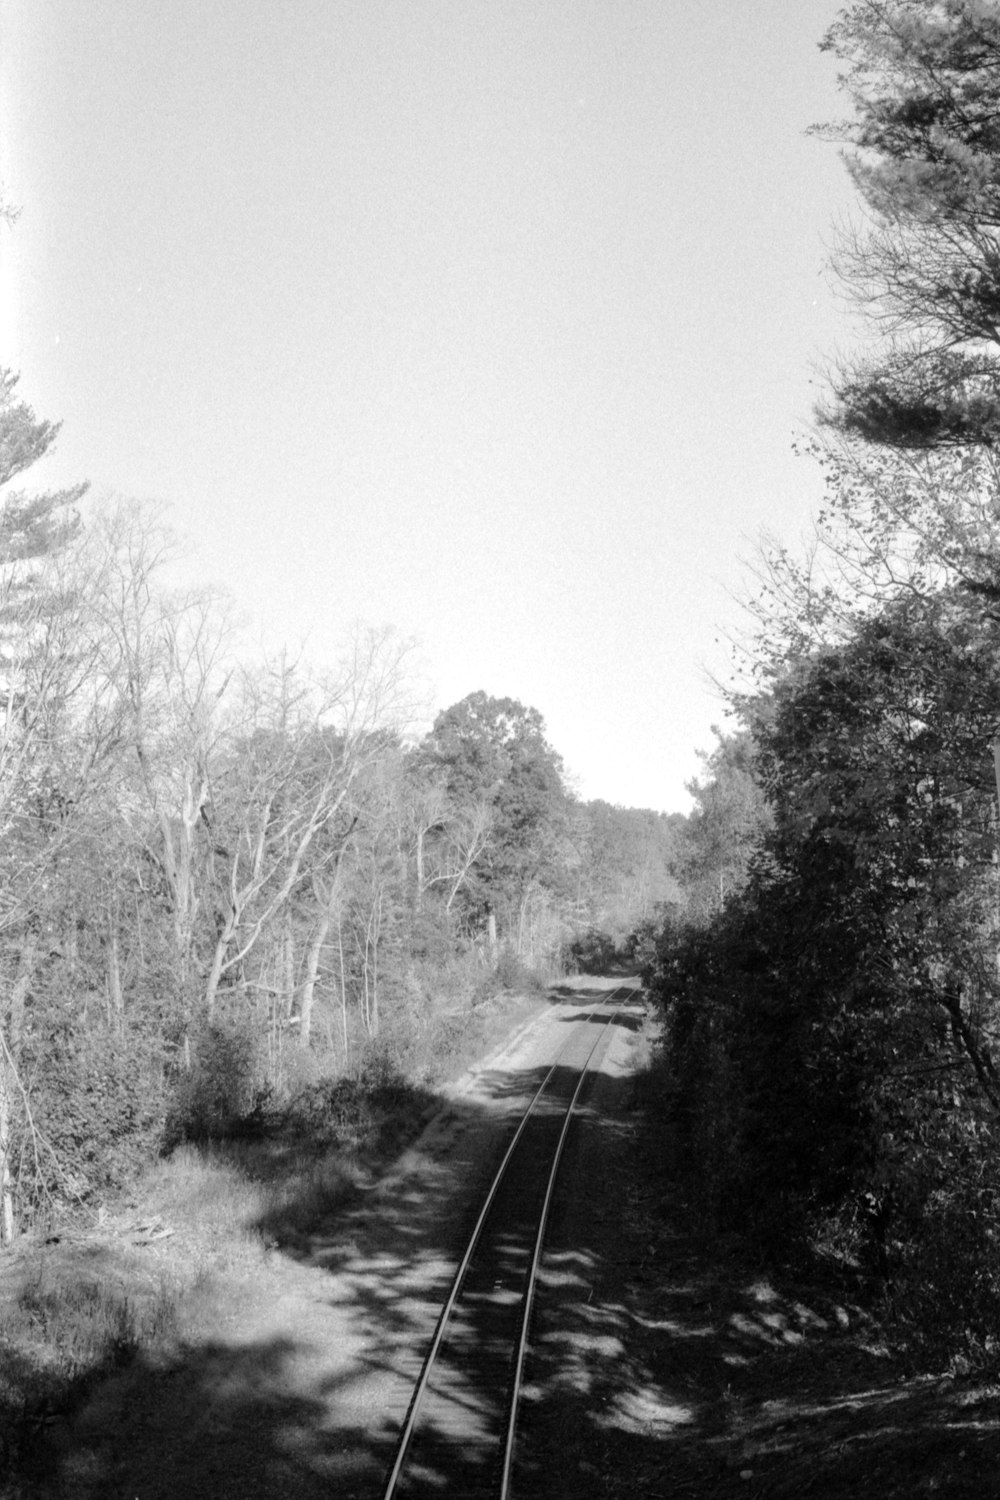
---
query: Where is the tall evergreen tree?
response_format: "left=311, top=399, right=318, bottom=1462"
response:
left=0, top=368, right=85, bottom=555
left=819, top=1, right=1000, bottom=447
left=0, top=371, right=87, bottom=1242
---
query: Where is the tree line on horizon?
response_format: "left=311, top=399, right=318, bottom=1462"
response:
left=0, top=368, right=686, bottom=1240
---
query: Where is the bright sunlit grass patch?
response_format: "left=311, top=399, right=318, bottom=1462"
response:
left=146, top=1136, right=366, bottom=1260
left=0, top=1232, right=183, bottom=1465
left=144, top=1143, right=270, bottom=1260
left=0, top=1137, right=347, bottom=1465
left=0, top=1042, right=468, bottom=1482
left=11, top=1264, right=179, bottom=1369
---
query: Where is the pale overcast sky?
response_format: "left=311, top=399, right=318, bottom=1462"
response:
left=1, top=1, right=854, bottom=812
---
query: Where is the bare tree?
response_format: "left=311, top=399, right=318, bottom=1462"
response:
left=199, top=628, right=417, bottom=1025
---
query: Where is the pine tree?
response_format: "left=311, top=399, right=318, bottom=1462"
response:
left=0, top=371, right=86, bottom=1243
left=819, top=1, right=1000, bottom=447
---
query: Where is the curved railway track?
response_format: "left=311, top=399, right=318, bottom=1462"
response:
left=381, top=981, right=642, bottom=1499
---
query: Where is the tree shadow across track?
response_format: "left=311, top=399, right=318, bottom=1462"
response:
left=26, top=1082, right=531, bottom=1497
left=22, top=989, right=619, bottom=1498
left=22, top=984, right=994, bottom=1499
left=515, top=1053, right=1000, bottom=1500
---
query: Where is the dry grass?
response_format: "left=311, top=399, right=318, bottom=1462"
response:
left=144, top=1144, right=276, bottom=1262
left=0, top=1057, right=439, bottom=1458
left=0, top=1235, right=179, bottom=1479
left=0, top=981, right=556, bottom=1488
left=0, top=1134, right=364, bottom=1470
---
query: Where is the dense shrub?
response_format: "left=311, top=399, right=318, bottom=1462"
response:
left=284, top=1075, right=378, bottom=1151
left=20, top=1024, right=166, bottom=1216
left=474, top=945, right=548, bottom=1005
left=646, top=637, right=998, bottom=1344
left=565, top=928, right=619, bottom=974
left=164, top=1012, right=271, bottom=1146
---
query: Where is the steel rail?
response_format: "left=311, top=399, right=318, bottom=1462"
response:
left=380, top=1005, right=595, bottom=1499
left=498, top=1004, right=617, bottom=1498
left=381, top=982, right=636, bottom=1499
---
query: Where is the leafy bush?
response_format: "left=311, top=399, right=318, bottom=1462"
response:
left=164, top=1012, right=271, bottom=1146
left=474, top=945, right=547, bottom=1004
left=284, top=1050, right=432, bottom=1157
left=284, top=1075, right=378, bottom=1152
left=639, top=580, right=1000, bottom=1365
left=564, top=927, right=619, bottom=974
left=21, top=1024, right=166, bottom=1217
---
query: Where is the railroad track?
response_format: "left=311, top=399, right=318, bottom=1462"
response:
left=381, top=981, right=643, bottom=1499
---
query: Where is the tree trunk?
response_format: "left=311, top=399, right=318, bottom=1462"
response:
left=299, top=848, right=350, bottom=1051
left=415, top=825, right=425, bottom=914
left=299, top=910, right=331, bottom=1050
left=107, top=926, right=124, bottom=1037
left=282, top=915, right=296, bottom=1022
left=9, top=939, right=33, bottom=1055
left=369, top=886, right=382, bottom=1038
left=0, top=1039, right=14, bottom=1246
left=203, top=937, right=228, bottom=1021
left=204, top=902, right=239, bottom=1019
left=517, top=888, right=531, bottom=959
left=1, top=943, right=36, bottom=1244
left=337, top=911, right=349, bottom=1060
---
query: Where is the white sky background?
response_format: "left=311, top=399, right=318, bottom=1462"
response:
left=0, top=1, right=855, bottom=813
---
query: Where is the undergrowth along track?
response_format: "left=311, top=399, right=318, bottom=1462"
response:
left=381, top=981, right=643, bottom=1499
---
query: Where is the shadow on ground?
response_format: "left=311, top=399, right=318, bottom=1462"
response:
left=21, top=981, right=989, bottom=1500
left=516, top=1060, right=1000, bottom=1500
left=19, top=986, right=629, bottom=1498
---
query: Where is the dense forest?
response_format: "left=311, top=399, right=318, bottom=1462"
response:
left=644, top=0, right=1000, bottom=1365
left=9, top=0, right=1000, bottom=1387
left=0, top=387, right=682, bottom=1242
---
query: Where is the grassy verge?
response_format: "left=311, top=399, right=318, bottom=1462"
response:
left=0, top=982, right=552, bottom=1487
